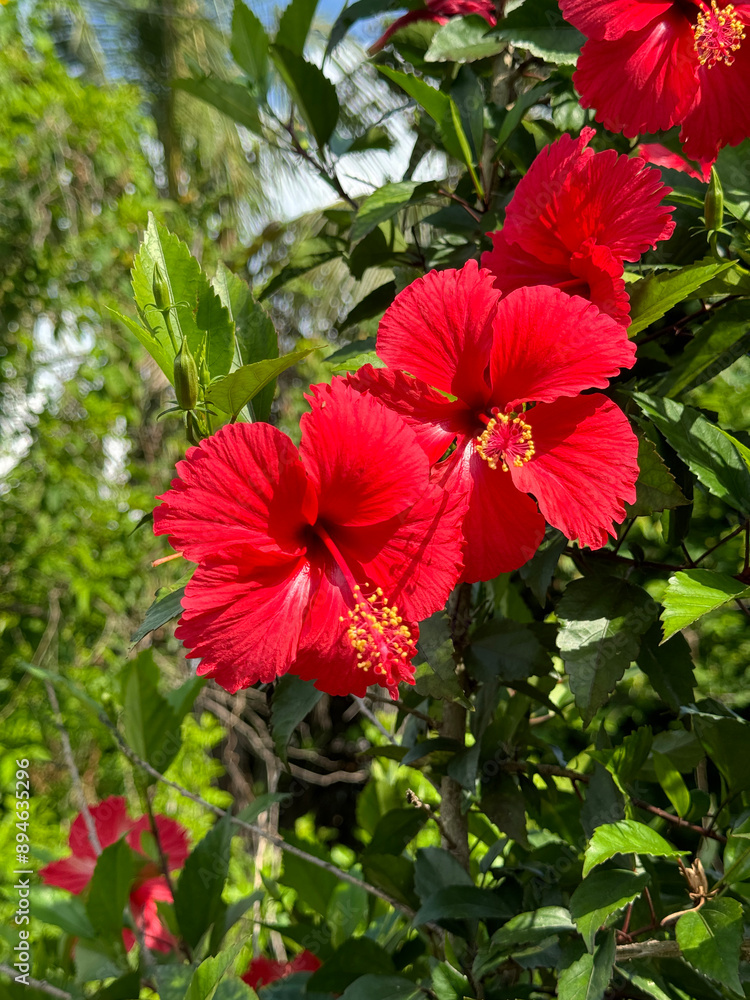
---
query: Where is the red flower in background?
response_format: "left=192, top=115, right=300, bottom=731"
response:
left=351, top=262, right=639, bottom=583
left=40, top=797, right=189, bottom=953
left=560, top=0, right=750, bottom=162
left=637, top=142, right=713, bottom=182
left=154, top=379, right=465, bottom=699
left=242, top=951, right=321, bottom=991
left=481, top=129, right=675, bottom=327
left=369, top=0, right=496, bottom=53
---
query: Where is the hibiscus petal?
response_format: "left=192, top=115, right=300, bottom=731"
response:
left=456, top=440, right=546, bottom=582
left=637, top=142, right=713, bottom=182
left=176, top=558, right=314, bottom=691
left=127, top=877, right=175, bottom=953
left=39, top=854, right=98, bottom=895
left=154, top=423, right=313, bottom=564
left=560, top=0, right=673, bottom=41
left=488, top=286, right=636, bottom=410
left=348, top=364, right=473, bottom=464
left=510, top=394, right=639, bottom=550
left=300, top=379, right=429, bottom=527
left=128, top=815, right=189, bottom=870
left=680, top=43, right=750, bottom=162
left=376, top=260, right=499, bottom=408
left=574, top=14, right=699, bottom=137
left=40, top=797, right=133, bottom=893
left=481, top=230, right=577, bottom=296
left=569, top=241, right=631, bottom=327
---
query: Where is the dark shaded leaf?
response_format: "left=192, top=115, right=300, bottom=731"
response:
left=174, top=813, right=233, bottom=949
left=130, top=586, right=185, bottom=644
left=270, top=46, right=339, bottom=147
left=271, top=675, right=323, bottom=762
left=86, top=839, right=133, bottom=937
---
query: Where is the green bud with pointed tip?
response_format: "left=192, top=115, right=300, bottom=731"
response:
left=704, top=167, right=724, bottom=233
left=173, top=337, right=199, bottom=411
left=152, top=263, right=171, bottom=312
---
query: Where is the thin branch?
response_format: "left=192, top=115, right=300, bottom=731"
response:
left=369, top=694, right=435, bottom=726
left=617, top=938, right=750, bottom=962
left=0, top=965, right=72, bottom=999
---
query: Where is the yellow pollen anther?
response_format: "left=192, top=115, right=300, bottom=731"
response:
left=476, top=412, right=535, bottom=472
left=344, top=585, right=417, bottom=679
left=694, top=1, right=745, bottom=67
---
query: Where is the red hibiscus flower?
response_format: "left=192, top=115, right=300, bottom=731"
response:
left=637, top=142, right=713, bottom=182
left=481, top=129, right=675, bottom=327
left=40, top=796, right=188, bottom=953
left=153, top=378, right=465, bottom=698
left=560, top=0, right=750, bottom=162
left=370, top=0, right=496, bottom=53
left=242, top=951, right=321, bottom=991
left=350, top=261, right=639, bottom=583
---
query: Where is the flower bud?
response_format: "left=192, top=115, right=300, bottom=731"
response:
left=152, top=264, right=172, bottom=312
left=704, top=167, right=724, bottom=233
left=173, top=338, right=199, bottom=411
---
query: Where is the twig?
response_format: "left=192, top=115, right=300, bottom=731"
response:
left=353, top=696, right=395, bottom=743
left=617, top=938, right=750, bottom=962
left=145, top=790, right=192, bottom=961
left=693, top=521, right=746, bottom=565
left=0, top=964, right=72, bottom=999
left=369, top=695, right=435, bottom=726
left=406, top=788, right=456, bottom=848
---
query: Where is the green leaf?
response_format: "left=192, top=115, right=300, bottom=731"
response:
left=661, top=569, right=750, bottom=641
left=557, top=576, right=658, bottom=725
left=206, top=349, right=315, bottom=419
left=584, top=820, right=683, bottom=877
left=495, top=81, right=553, bottom=151
left=570, top=869, right=649, bottom=952
left=490, top=906, right=575, bottom=952
left=481, top=772, right=530, bottom=848
left=276, top=0, right=318, bottom=56
left=174, top=812, right=233, bottom=949
left=633, top=391, right=750, bottom=515
left=494, top=0, right=585, bottom=65
left=689, top=710, right=750, bottom=792
left=365, top=809, right=427, bottom=856
left=627, top=260, right=735, bottom=336
left=660, top=300, right=750, bottom=397
left=120, top=650, right=183, bottom=774
left=231, top=1, right=269, bottom=89
left=130, top=586, right=185, bottom=644
left=431, top=963, right=470, bottom=1000
left=607, top=725, right=653, bottom=788
left=414, top=885, right=513, bottom=926
left=237, top=792, right=290, bottom=826
left=413, top=612, right=469, bottom=705
left=86, top=839, right=133, bottom=937
left=326, top=336, right=377, bottom=362
left=350, top=181, right=433, bottom=244
left=308, top=939, right=395, bottom=994
left=326, top=0, right=405, bottom=54
left=340, top=976, right=422, bottom=1000
left=361, top=854, right=418, bottom=910
left=626, top=434, right=690, bottom=516
left=557, top=932, right=615, bottom=1000
left=271, top=675, right=323, bottom=762
left=185, top=942, right=246, bottom=1000
left=637, top=622, right=696, bottom=710
left=425, top=14, right=504, bottom=62
left=653, top=752, right=691, bottom=817
left=466, top=620, right=553, bottom=682
left=519, top=529, right=567, bottom=605
left=414, top=847, right=473, bottom=905
left=33, top=895, right=96, bottom=939
left=270, top=46, right=338, bottom=147
left=109, top=308, right=173, bottom=383
left=174, top=77, right=262, bottom=135
left=94, top=971, right=143, bottom=1000
left=676, top=898, right=743, bottom=994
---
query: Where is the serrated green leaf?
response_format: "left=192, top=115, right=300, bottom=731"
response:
left=174, top=77, right=262, bottom=135
left=340, top=976, right=422, bottom=1000
left=231, top=1, right=269, bottom=89
left=676, top=898, right=743, bottom=994
left=660, top=300, right=750, bottom=397
left=308, top=939, right=395, bottom=994
left=184, top=942, right=246, bottom=1000
left=557, top=932, right=615, bottom=1000
left=271, top=675, right=322, bottom=762
left=584, top=820, right=683, bottom=877
left=466, top=620, right=553, bottom=683
left=633, top=392, right=750, bottom=516
left=637, top=622, right=696, bottom=710
left=365, top=809, right=427, bottom=856
left=425, top=14, right=504, bottom=62
left=350, top=181, right=433, bottom=244
left=627, top=260, right=735, bottom=336
left=626, top=434, right=689, bottom=517
left=206, top=349, right=314, bottom=419
left=86, top=839, right=133, bottom=937
left=557, top=576, right=658, bottom=725
left=276, top=0, right=317, bottom=56
left=495, top=0, right=585, bottom=65
left=174, top=813, right=233, bottom=949
left=570, top=869, right=649, bottom=951
left=661, top=569, right=750, bottom=641
left=413, top=612, right=469, bottom=705
left=490, top=906, right=575, bottom=951
left=270, top=46, right=338, bottom=147
left=130, top=586, right=185, bottom=645
left=495, top=80, right=553, bottom=150
left=414, top=885, right=513, bottom=926
left=414, top=847, right=473, bottom=905
left=120, top=650, right=183, bottom=774
left=109, top=307, right=173, bottom=381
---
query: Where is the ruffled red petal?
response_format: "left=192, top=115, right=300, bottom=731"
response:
left=348, top=365, right=472, bottom=464
left=154, top=423, right=313, bottom=564
left=39, top=854, right=98, bottom=895
left=176, top=558, right=314, bottom=691
left=40, top=797, right=133, bottom=893
left=124, top=877, right=175, bottom=953
left=569, top=241, right=631, bottom=327
left=637, top=142, right=713, bottom=182
left=242, top=952, right=321, bottom=989
left=574, top=12, right=699, bottom=137
left=481, top=231, right=577, bottom=297
left=681, top=40, right=750, bottom=161
left=300, top=379, right=428, bottom=527
left=376, top=260, right=499, bottom=408
left=488, top=286, right=636, bottom=411
left=128, top=815, right=189, bottom=871
left=448, top=440, right=545, bottom=582
left=560, top=0, right=672, bottom=40
left=510, top=394, right=639, bottom=549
